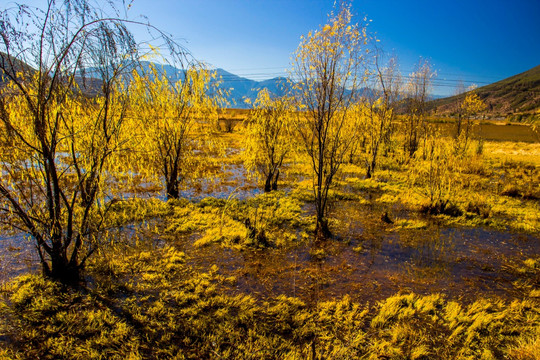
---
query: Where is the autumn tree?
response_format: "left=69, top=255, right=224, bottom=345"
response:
left=404, top=58, right=436, bottom=159
left=242, top=89, right=293, bottom=192
left=291, top=2, right=368, bottom=239
left=129, top=63, right=225, bottom=199
left=409, top=134, right=458, bottom=216
left=363, top=51, right=402, bottom=178
left=0, top=0, right=184, bottom=282
left=455, top=88, right=486, bottom=155
left=453, top=80, right=467, bottom=138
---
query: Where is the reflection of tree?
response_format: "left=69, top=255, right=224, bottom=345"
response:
left=401, top=227, right=455, bottom=279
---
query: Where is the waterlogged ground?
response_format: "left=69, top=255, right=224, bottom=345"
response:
left=173, top=200, right=538, bottom=305
left=1, top=136, right=540, bottom=359
left=1, top=132, right=538, bottom=309
left=0, top=234, right=38, bottom=283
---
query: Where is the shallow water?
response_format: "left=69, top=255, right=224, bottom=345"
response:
left=0, top=233, right=39, bottom=284
left=2, top=198, right=538, bottom=303
left=180, top=163, right=262, bottom=201
left=437, top=122, right=538, bottom=143
left=0, top=159, right=262, bottom=284
left=1, top=157, right=538, bottom=304
left=179, top=201, right=539, bottom=304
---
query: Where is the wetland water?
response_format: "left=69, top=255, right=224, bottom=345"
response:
left=1, top=128, right=538, bottom=303
left=3, top=201, right=537, bottom=304
left=436, top=121, right=538, bottom=142
left=180, top=200, right=539, bottom=304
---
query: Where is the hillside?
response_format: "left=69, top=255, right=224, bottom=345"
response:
left=430, top=65, right=540, bottom=116
left=0, top=52, right=35, bottom=83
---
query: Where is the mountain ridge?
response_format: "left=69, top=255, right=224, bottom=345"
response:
left=128, top=62, right=289, bottom=108
left=133, top=62, right=290, bottom=108
left=429, top=65, right=540, bottom=116
left=3, top=52, right=538, bottom=114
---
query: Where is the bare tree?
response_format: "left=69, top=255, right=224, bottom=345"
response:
left=403, top=58, right=436, bottom=159
left=363, top=50, right=402, bottom=178
left=453, top=80, right=467, bottom=138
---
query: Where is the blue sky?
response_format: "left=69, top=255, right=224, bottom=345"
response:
left=15, top=0, right=540, bottom=96
left=125, top=0, right=539, bottom=96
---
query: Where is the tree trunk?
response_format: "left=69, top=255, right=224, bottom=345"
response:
left=456, top=115, right=462, bottom=138
left=264, top=174, right=272, bottom=192
left=409, top=133, right=418, bottom=158
left=264, top=169, right=280, bottom=192
left=366, top=149, right=377, bottom=179
left=315, top=216, right=331, bottom=241
left=366, top=165, right=372, bottom=179
left=271, top=169, right=279, bottom=191
left=45, top=252, right=81, bottom=284
left=166, top=179, right=179, bottom=199
left=166, top=164, right=180, bottom=199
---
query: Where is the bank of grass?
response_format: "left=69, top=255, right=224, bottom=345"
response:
left=163, top=191, right=312, bottom=249
left=331, top=139, right=539, bottom=234
left=1, top=244, right=539, bottom=359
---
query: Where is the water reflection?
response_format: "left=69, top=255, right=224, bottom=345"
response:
left=0, top=233, right=39, bottom=284
left=1, top=173, right=538, bottom=304
left=180, top=200, right=538, bottom=304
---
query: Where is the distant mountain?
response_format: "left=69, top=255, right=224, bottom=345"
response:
left=429, top=65, right=540, bottom=116
left=0, top=52, right=35, bottom=83
left=0, top=54, right=290, bottom=107
left=212, top=69, right=290, bottom=108
left=125, top=63, right=291, bottom=108
left=0, top=54, right=464, bottom=111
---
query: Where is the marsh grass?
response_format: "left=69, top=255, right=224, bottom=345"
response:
left=1, top=251, right=538, bottom=359
left=163, top=191, right=311, bottom=250
left=0, top=124, right=539, bottom=358
left=390, top=218, right=429, bottom=230
left=340, top=138, right=540, bottom=233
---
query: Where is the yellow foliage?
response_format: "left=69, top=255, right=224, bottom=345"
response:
left=129, top=63, right=226, bottom=198
left=242, top=89, right=294, bottom=191
left=290, top=1, right=370, bottom=236
left=462, top=92, right=487, bottom=115
left=0, top=70, right=135, bottom=279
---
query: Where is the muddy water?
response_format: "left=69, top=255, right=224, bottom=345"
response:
left=436, top=122, right=538, bottom=142
left=1, top=156, right=538, bottom=303
left=0, top=233, right=40, bottom=284
left=179, top=201, right=539, bottom=304
left=2, top=198, right=538, bottom=303
left=180, top=163, right=262, bottom=201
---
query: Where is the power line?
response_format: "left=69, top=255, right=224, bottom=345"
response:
left=214, top=75, right=493, bottom=90
left=217, top=65, right=505, bottom=81
left=213, top=68, right=498, bottom=86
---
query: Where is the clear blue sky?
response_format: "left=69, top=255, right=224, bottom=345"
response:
left=16, top=0, right=540, bottom=96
